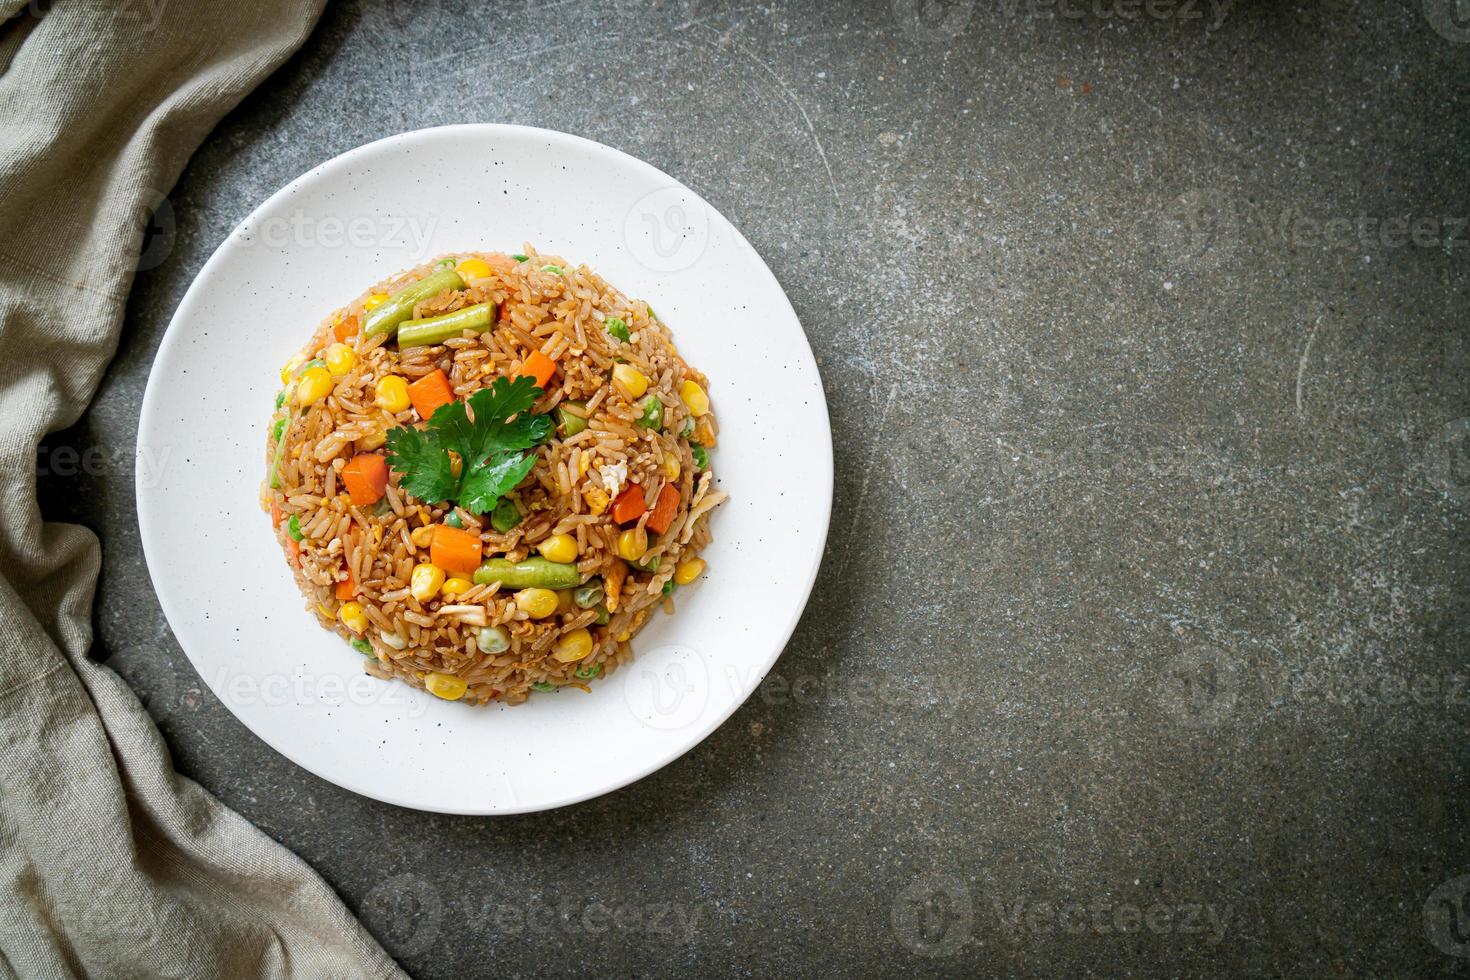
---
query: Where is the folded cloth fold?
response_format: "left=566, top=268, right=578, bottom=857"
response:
left=0, top=3, right=405, bottom=977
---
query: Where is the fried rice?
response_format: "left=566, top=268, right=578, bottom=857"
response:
left=261, top=246, right=725, bottom=705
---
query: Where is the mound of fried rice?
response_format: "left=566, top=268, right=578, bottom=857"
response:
left=262, top=247, right=724, bottom=705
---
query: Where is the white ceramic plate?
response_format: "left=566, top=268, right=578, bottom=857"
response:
left=136, top=124, right=831, bottom=814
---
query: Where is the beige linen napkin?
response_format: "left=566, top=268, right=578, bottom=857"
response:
left=0, top=2, right=405, bottom=976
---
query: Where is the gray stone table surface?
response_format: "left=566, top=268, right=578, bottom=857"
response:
left=40, top=0, right=1469, bottom=976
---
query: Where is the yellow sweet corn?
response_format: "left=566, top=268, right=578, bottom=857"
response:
left=673, top=558, right=706, bottom=585
left=678, top=379, right=709, bottom=416
left=424, top=672, right=468, bottom=700
left=616, top=527, right=648, bottom=562
left=376, top=375, right=410, bottom=413
left=515, top=588, right=558, bottom=619
left=338, top=601, right=368, bottom=634
left=323, top=343, right=357, bottom=377
left=612, top=364, right=649, bottom=399
left=441, top=577, right=472, bottom=598
left=551, top=628, right=594, bottom=663
left=538, top=533, right=578, bottom=564
left=364, top=292, right=389, bottom=310
left=455, top=257, right=492, bottom=280
left=410, top=562, right=445, bottom=602
left=296, top=366, right=333, bottom=407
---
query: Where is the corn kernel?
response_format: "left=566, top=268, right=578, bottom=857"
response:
left=552, top=627, right=594, bottom=663
left=409, top=525, right=435, bottom=548
left=376, top=375, right=410, bottom=413
left=323, top=342, right=357, bottom=377
left=515, top=587, right=558, bottom=619
left=410, top=562, right=446, bottom=602
left=612, top=363, right=649, bottom=399
left=338, top=601, right=368, bottom=634
left=584, top=485, right=610, bottom=515
left=280, top=352, right=306, bottom=383
left=364, top=292, right=389, bottom=310
left=296, top=366, right=333, bottom=407
left=556, top=589, right=577, bottom=616
left=674, top=558, right=707, bottom=585
left=441, top=577, right=472, bottom=598
left=616, top=527, right=648, bottom=562
left=538, top=533, right=578, bottom=564
left=679, top=379, right=710, bottom=416
left=455, top=257, right=492, bottom=280
left=662, top=455, right=681, bottom=480
left=424, top=672, right=468, bottom=700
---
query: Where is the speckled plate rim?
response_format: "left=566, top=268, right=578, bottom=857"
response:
left=135, top=124, right=832, bottom=814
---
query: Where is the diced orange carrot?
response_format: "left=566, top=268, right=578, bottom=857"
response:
left=612, top=483, right=645, bottom=525
left=431, top=524, right=482, bottom=575
left=341, top=453, right=388, bottom=506
left=408, top=369, right=455, bottom=420
left=645, top=483, right=680, bottom=535
left=518, top=350, right=557, bottom=390
left=333, top=314, right=359, bottom=342
left=334, top=576, right=355, bottom=600
left=286, top=538, right=300, bottom=566
left=270, top=499, right=283, bottom=529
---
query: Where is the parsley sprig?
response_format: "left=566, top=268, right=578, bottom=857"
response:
left=385, top=375, right=551, bottom=515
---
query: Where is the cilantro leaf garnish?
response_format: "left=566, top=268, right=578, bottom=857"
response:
left=385, top=375, right=550, bottom=515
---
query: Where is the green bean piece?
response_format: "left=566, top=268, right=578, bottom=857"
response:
left=541, top=264, right=563, bottom=275
left=490, top=497, right=522, bottom=532
left=472, top=556, right=582, bottom=590
left=362, top=268, right=465, bottom=338
left=531, top=681, right=556, bottom=692
left=637, top=395, right=664, bottom=430
left=593, top=605, right=610, bottom=626
left=435, top=257, right=456, bottom=270
left=511, top=253, right=529, bottom=262
left=632, top=554, right=660, bottom=573
left=271, top=417, right=286, bottom=441
left=555, top=401, right=589, bottom=437
left=274, top=390, right=285, bottom=409
left=286, top=514, right=304, bottom=541
left=573, top=581, right=604, bottom=609
left=397, top=302, right=496, bottom=348
left=605, top=317, right=630, bottom=343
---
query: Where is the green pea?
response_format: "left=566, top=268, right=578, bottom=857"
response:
left=350, top=637, right=373, bottom=656
left=531, top=681, right=556, bottom=692
left=574, top=662, right=603, bottom=679
left=444, top=510, right=463, bottom=529
left=287, top=514, right=304, bottom=541
left=476, top=625, right=510, bottom=654
left=632, top=554, right=660, bottom=573
left=637, top=395, right=664, bottom=431
left=691, top=444, right=709, bottom=471
left=605, top=317, right=630, bottom=343
left=490, top=498, right=522, bottom=532
left=679, top=416, right=694, bottom=438
left=272, top=417, right=286, bottom=441
left=512, top=253, right=529, bottom=262
left=274, top=390, right=285, bottom=409
left=573, top=582, right=604, bottom=609
left=541, top=264, right=563, bottom=275
left=593, top=605, right=610, bottom=626
left=662, top=580, right=676, bottom=596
